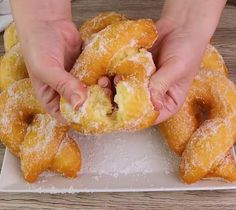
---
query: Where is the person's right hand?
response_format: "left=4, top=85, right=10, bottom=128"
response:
left=16, top=19, right=88, bottom=122
left=10, top=0, right=90, bottom=122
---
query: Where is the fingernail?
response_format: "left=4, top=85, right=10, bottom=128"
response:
left=154, top=100, right=163, bottom=111
left=71, top=93, right=82, bottom=110
left=101, top=80, right=109, bottom=88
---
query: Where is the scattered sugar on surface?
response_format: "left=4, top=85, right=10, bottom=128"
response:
left=70, top=127, right=179, bottom=178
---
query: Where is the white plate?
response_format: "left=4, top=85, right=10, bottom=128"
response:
left=1, top=127, right=236, bottom=193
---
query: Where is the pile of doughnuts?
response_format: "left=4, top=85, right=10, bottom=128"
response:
left=0, top=24, right=81, bottom=183
left=159, top=44, right=236, bottom=184
left=1, top=11, right=236, bottom=185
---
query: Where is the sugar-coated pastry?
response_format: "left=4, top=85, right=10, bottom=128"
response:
left=61, top=17, right=159, bottom=134
left=21, top=114, right=81, bottom=183
left=159, top=68, right=236, bottom=184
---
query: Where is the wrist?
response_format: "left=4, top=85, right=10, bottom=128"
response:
left=161, top=0, right=226, bottom=40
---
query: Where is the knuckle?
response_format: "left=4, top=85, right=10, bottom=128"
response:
left=55, top=78, right=70, bottom=97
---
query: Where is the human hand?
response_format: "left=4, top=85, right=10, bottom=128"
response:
left=17, top=19, right=88, bottom=122
left=10, top=0, right=114, bottom=122
left=149, top=0, right=226, bottom=124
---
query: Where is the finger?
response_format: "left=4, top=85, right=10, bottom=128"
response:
left=154, top=92, right=179, bottom=124
left=103, top=88, right=112, bottom=100
left=153, top=81, right=190, bottom=124
left=114, top=75, right=122, bottom=85
left=33, top=65, right=87, bottom=111
left=98, top=76, right=111, bottom=88
left=149, top=59, right=185, bottom=111
left=29, top=75, right=66, bottom=123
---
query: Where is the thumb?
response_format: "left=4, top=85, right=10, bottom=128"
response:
left=149, top=59, right=184, bottom=111
left=36, top=66, right=87, bottom=110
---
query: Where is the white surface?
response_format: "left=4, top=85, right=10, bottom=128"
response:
left=1, top=127, right=236, bottom=193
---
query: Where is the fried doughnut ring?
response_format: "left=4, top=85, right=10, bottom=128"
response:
left=21, top=114, right=81, bottom=182
left=61, top=15, right=158, bottom=134
left=0, top=79, right=81, bottom=182
left=179, top=70, right=236, bottom=183
left=159, top=68, right=236, bottom=183
left=159, top=44, right=230, bottom=154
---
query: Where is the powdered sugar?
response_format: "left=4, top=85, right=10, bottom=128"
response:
left=70, top=127, right=178, bottom=178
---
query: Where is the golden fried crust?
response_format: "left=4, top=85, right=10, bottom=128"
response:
left=201, top=44, right=228, bottom=76
left=159, top=104, right=198, bottom=156
left=0, top=43, right=28, bottom=91
left=79, top=12, right=127, bottom=41
left=20, top=114, right=68, bottom=183
left=206, top=152, right=236, bottom=182
left=61, top=18, right=158, bottom=134
left=72, top=19, right=157, bottom=84
left=50, top=135, right=81, bottom=178
left=179, top=119, right=234, bottom=184
left=0, top=79, right=43, bottom=155
left=3, top=22, right=18, bottom=52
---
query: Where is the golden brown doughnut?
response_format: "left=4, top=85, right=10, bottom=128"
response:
left=0, top=79, right=43, bottom=155
left=61, top=17, right=158, bottom=134
left=0, top=79, right=81, bottom=182
left=159, top=69, right=236, bottom=184
left=21, top=114, right=81, bottom=183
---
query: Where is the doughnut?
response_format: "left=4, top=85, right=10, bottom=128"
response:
left=0, top=79, right=43, bottom=155
left=159, top=69, right=236, bottom=183
left=0, top=43, right=28, bottom=91
left=0, top=79, right=81, bottom=182
left=159, top=44, right=229, bottom=155
left=21, top=114, right=81, bottom=183
left=79, top=11, right=127, bottom=42
left=61, top=15, right=159, bottom=134
left=3, top=22, right=18, bottom=52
